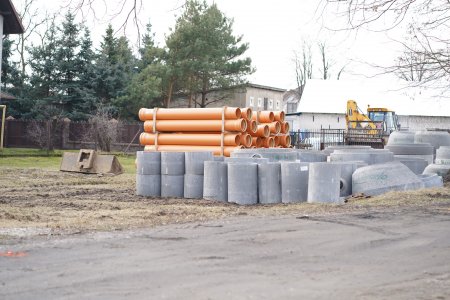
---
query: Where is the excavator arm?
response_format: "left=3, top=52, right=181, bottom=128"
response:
left=345, top=100, right=377, bottom=130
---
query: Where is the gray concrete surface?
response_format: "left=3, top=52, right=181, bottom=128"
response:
left=184, top=174, right=204, bottom=199
left=161, top=175, right=184, bottom=198
left=136, top=151, right=161, bottom=175
left=1, top=210, right=449, bottom=299
left=307, top=163, right=341, bottom=203
left=353, top=162, right=424, bottom=196
left=203, top=161, right=228, bottom=202
left=185, top=152, right=214, bottom=175
left=258, top=162, right=282, bottom=204
left=280, top=162, right=310, bottom=203
left=136, top=174, right=161, bottom=197
left=161, top=152, right=185, bottom=175
left=227, top=163, right=258, bottom=205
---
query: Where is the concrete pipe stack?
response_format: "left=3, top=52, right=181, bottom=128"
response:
left=184, top=152, right=213, bottom=199
left=136, top=151, right=161, bottom=197
left=414, top=130, right=450, bottom=157
left=423, top=146, right=450, bottom=177
left=138, top=107, right=291, bottom=157
left=161, top=152, right=185, bottom=197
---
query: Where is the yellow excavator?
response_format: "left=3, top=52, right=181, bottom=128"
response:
left=345, top=100, right=400, bottom=147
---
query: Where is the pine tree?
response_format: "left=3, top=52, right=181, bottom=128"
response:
left=54, top=12, right=83, bottom=119
left=166, top=0, right=254, bottom=107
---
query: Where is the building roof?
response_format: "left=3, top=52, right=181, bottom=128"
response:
left=0, top=0, right=24, bottom=34
left=248, top=83, right=286, bottom=93
left=298, top=79, right=450, bottom=117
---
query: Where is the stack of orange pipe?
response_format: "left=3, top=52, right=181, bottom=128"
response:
left=138, top=106, right=291, bottom=156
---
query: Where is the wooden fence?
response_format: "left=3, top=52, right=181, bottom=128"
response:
left=3, top=119, right=143, bottom=152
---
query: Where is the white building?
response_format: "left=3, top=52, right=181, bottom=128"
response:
left=287, top=79, right=450, bottom=131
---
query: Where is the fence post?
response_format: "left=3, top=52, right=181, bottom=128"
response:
left=62, top=118, right=71, bottom=149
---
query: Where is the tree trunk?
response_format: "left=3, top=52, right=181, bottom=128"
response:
left=201, top=77, right=208, bottom=108
left=165, top=80, right=174, bottom=108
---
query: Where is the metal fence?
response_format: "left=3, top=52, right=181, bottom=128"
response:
left=290, top=129, right=345, bottom=150
left=290, top=128, right=386, bottom=150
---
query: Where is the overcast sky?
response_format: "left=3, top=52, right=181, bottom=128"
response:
left=14, top=0, right=406, bottom=90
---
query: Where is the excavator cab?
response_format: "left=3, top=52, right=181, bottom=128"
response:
left=367, top=108, right=399, bottom=133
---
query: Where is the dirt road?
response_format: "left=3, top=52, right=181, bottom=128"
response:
left=1, top=167, right=450, bottom=298
left=1, top=208, right=450, bottom=299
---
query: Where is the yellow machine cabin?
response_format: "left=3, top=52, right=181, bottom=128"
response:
left=345, top=100, right=400, bottom=147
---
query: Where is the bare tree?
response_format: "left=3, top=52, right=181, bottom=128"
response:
left=65, top=0, right=144, bottom=41
left=13, top=0, right=49, bottom=80
left=27, top=104, right=65, bottom=153
left=322, top=0, right=450, bottom=85
left=85, top=108, right=120, bottom=152
left=318, top=41, right=331, bottom=80
left=294, top=41, right=313, bottom=99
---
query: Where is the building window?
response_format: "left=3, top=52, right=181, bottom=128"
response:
left=276, top=100, right=280, bottom=109
left=269, top=99, right=273, bottom=109
left=258, top=98, right=262, bottom=107
left=287, top=103, right=296, bottom=114
left=249, top=96, right=254, bottom=106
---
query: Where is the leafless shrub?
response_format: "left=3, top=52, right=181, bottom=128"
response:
left=85, top=108, right=120, bottom=152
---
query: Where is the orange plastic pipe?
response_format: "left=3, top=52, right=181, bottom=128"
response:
left=274, top=111, right=285, bottom=122
left=281, top=121, right=290, bottom=134
left=261, top=137, right=275, bottom=148
left=241, top=107, right=253, bottom=121
left=273, top=135, right=280, bottom=146
left=144, top=145, right=242, bottom=157
left=250, top=124, right=270, bottom=138
left=280, top=135, right=291, bottom=147
left=246, top=120, right=257, bottom=134
left=239, top=133, right=252, bottom=148
left=143, top=119, right=247, bottom=133
left=139, top=106, right=241, bottom=121
left=252, top=111, right=274, bottom=123
left=261, top=121, right=281, bottom=134
left=140, top=132, right=241, bottom=146
left=252, top=137, right=262, bottom=147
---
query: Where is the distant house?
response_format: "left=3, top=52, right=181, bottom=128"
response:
left=0, top=0, right=24, bottom=103
left=287, top=79, right=450, bottom=131
left=170, top=83, right=286, bottom=110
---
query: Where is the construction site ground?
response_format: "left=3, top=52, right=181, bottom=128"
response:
left=1, top=159, right=450, bottom=298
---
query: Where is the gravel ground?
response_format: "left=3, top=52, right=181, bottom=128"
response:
left=0, top=167, right=449, bottom=239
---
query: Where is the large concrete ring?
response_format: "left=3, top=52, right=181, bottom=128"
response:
left=203, top=161, right=227, bottom=202
left=280, top=162, right=310, bottom=203
left=184, top=174, right=204, bottom=199
left=227, top=163, right=258, bottom=205
left=352, top=162, right=423, bottom=196
left=184, top=151, right=214, bottom=175
left=258, top=162, right=282, bottom=204
left=161, top=152, right=185, bottom=175
left=387, top=131, right=415, bottom=145
left=136, top=151, right=161, bottom=175
left=136, top=174, right=161, bottom=197
left=307, top=163, right=341, bottom=203
left=161, top=175, right=184, bottom=198
left=385, top=143, right=434, bottom=155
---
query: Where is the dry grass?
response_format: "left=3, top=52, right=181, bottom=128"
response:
left=0, top=167, right=449, bottom=238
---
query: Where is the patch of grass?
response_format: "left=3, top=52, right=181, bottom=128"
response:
left=0, top=148, right=136, bottom=173
left=0, top=148, right=65, bottom=157
left=0, top=156, right=63, bottom=170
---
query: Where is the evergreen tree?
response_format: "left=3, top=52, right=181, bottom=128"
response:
left=54, top=12, right=83, bottom=119
left=75, top=27, right=97, bottom=115
left=28, top=20, right=59, bottom=116
left=94, top=25, right=136, bottom=115
left=166, top=0, right=254, bottom=107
